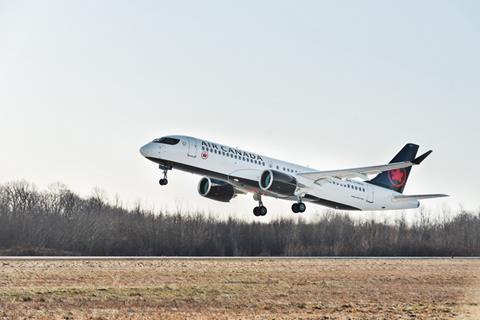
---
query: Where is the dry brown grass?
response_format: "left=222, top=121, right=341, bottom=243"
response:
left=0, top=258, right=479, bottom=319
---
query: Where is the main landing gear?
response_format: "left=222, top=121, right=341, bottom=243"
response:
left=253, top=194, right=267, bottom=217
left=253, top=205, right=267, bottom=217
left=291, top=201, right=306, bottom=213
left=158, top=164, right=171, bottom=186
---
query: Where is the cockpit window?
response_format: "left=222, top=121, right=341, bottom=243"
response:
left=153, top=137, right=180, bottom=145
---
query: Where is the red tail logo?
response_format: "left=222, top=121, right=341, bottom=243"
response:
left=388, top=168, right=407, bottom=188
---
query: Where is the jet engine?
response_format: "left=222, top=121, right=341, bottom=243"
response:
left=259, top=169, right=297, bottom=196
left=198, top=177, right=235, bottom=202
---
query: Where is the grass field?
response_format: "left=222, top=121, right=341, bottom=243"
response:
left=0, top=258, right=479, bottom=319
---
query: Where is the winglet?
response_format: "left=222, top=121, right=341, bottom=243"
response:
left=412, top=150, right=432, bottom=165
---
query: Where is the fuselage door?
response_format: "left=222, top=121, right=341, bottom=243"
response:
left=366, top=185, right=374, bottom=203
left=187, top=138, right=197, bottom=158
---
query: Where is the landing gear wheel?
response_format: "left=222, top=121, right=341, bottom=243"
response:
left=292, top=203, right=299, bottom=213
left=298, top=202, right=306, bottom=213
left=292, top=202, right=306, bottom=213
left=259, top=206, right=267, bottom=216
left=253, top=206, right=267, bottom=216
left=159, top=178, right=168, bottom=186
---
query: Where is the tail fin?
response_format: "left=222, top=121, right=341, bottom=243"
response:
left=368, top=143, right=419, bottom=193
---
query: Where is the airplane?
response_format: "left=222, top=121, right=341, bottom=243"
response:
left=140, top=135, right=448, bottom=216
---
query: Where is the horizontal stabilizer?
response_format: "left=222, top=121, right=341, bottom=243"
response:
left=393, top=194, right=449, bottom=201
left=412, top=150, right=432, bottom=165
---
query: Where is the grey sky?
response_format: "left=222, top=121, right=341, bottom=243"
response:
left=1, top=1, right=479, bottom=220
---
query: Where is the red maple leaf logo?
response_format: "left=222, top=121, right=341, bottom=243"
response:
left=388, top=169, right=407, bottom=187
left=391, top=169, right=404, bottom=182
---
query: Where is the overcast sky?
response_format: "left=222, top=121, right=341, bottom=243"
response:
left=1, top=1, right=479, bottom=221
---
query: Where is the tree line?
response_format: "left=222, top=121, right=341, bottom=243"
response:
left=0, top=181, right=479, bottom=256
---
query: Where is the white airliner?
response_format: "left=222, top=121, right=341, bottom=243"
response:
left=140, top=135, right=447, bottom=216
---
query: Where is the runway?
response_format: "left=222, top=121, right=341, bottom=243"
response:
left=1, top=257, right=479, bottom=319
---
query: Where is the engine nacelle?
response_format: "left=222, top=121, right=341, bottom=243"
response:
left=198, top=177, right=235, bottom=202
left=259, top=169, right=297, bottom=196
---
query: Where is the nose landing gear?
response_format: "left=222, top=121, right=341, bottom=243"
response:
left=158, top=164, right=171, bottom=186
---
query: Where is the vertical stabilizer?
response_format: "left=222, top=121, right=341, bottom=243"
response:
left=368, top=143, right=419, bottom=193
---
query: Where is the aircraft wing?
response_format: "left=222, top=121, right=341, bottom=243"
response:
left=392, top=194, right=449, bottom=201
left=298, top=161, right=415, bottom=183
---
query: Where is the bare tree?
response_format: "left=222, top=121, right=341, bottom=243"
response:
left=0, top=181, right=479, bottom=257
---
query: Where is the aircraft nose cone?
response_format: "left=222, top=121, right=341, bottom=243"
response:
left=139, top=144, right=150, bottom=157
